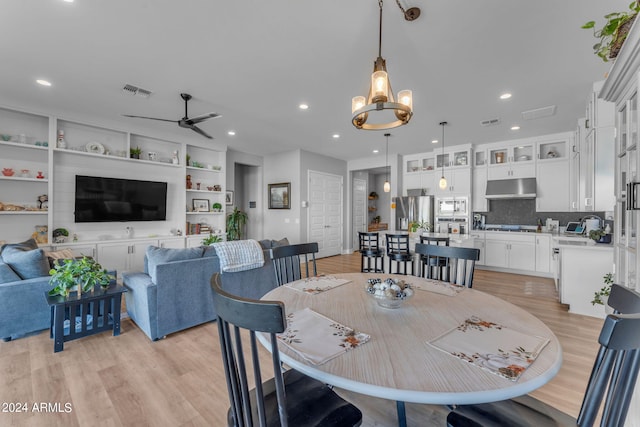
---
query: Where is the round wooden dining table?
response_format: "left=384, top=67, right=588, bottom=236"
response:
left=259, top=272, right=562, bottom=413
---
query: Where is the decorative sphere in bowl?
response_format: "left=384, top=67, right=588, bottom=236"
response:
left=365, top=278, right=414, bottom=309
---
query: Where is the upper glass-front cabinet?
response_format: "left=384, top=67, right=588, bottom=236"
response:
left=487, top=143, right=534, bottom=165
left=537, top=140, right=568, bottom=161
left=436, top=147, right=470, bottom=168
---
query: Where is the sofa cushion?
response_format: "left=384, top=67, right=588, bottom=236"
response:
left=146, top=246, right=204, bottom=283
left=1, top=248, right=50, bottom=279
left=202, top=246, right=217, bottom=258
left=258, top=239, right=272, bottom=249
left=0, top=261, right=21, bottom=284
left=0, top=238, right=38, bottom=256
left=44, top=248, right=75, bottom=268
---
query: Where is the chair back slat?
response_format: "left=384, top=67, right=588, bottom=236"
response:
left=415, top=243, right=480, bottom=288
left=359, top=232, right=380, bottom=252
left=386, top=234, right=411, bottom=254
left=419, top=236, right=450, bottom=246
left=270, top=243, right=318, bottom=286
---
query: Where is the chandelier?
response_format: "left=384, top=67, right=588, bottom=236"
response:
left=351, top=0, right=417, bottom=130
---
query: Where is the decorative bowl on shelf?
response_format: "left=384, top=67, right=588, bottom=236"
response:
left=1, top=134, right=11, bottom=141
left=2, top=168, right=15, bottom=176
left=365, top=278, right=414, bottom=309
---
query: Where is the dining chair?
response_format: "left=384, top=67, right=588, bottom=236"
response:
left=210, top=274, right=363, bottom=427
left=447, top=283, right=640, bottom=427
left=385, top=234, right=414, bottom=275
left=414, top=243, right=480, bottom=288
left=418, top=235, right=450, bottom=276
left=270, top=242, right=318, bottom=286
left=358, top=232, right=384, bottom=273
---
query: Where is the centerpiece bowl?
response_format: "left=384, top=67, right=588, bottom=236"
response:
left=365, top=278, right=414, bottom=309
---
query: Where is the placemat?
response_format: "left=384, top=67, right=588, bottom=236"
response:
left=285, top=275, right=351, bottom=295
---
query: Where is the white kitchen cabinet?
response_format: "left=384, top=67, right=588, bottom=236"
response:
left=52, top=243, right=97, bottom=259
left=96, top=239, right=157, bottom=277
left=403, top=170, right=434, bottom=195
left=186, top=236, right=206, bottom=248
left=580, top=127, right=616, bottom=212
left=536, top=157, right=570, bottom=211
left=487, top=162, right=535, bottom=180
left=472, top=168, right=488, bottom=212
left=484, top=233, right=535, bottom=271
left=158, top=237, right=185, bottom=249
left=435, top=146, right=471, bottom=169
left=486, top=142, right=535, bottom=181
left=433, top=167, right=471, bottom=196
left=535, top=234, right=551, bottom=273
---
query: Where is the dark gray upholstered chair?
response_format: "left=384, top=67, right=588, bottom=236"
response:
left=210, top=274, right=363, bottom=427
left=414, top=244, right=480, bottom=288
left=270, top=243, right=318, bottom=286
left=358, top=232, right=384, bottom=273
left=446, top=283, right=640, bottom=427
left=385, top=234, right=414, bottom=275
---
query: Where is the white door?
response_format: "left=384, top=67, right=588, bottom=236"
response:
left=352, top=178, right=367, bottom=251
left=308, top=171, right=343, bottom=258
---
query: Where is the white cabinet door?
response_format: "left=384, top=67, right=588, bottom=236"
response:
left=537, top=159, right=570, bottom=211
left=484, top=240, right=508, bottom=268
left=96, top=243, right=129, bottom=276
left=158, top=238, right=185, bottom=249
left=130, top=240, right=157, bottom=272
left=509, top=162, right=536, bottom=179
left=186, top=236, right=204, bottom=248
left=52, top=244, right=97, bottom=259
left=487, top=165, right=512, bottom=181
left=508, top=241, right=535, bottom=271
left=535, top=235, right=551, bottom=273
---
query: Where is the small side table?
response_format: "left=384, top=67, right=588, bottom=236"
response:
left=44, top=283, right=127, bottom=353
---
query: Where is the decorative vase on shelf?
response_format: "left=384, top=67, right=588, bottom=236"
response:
left=56, top=130, right=66, bottom=149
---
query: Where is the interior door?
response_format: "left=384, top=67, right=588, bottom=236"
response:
left=308, top=171, right=343, bottom=258
left=352, top=178, right=367, bottom=251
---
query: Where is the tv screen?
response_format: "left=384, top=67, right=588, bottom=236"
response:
left=74, top=175, right=167, bottom=223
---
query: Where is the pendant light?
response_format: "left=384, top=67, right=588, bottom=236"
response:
left=438, top=121, right=448, bottom=190
left=383, top=133, right=391, bottom=192
left=351, top=0, right=416, bottom=130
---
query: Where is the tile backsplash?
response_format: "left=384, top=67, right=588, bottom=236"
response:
left=476, top=199, right=605, bottom=227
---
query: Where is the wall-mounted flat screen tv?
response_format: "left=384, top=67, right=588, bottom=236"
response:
left=74, top=175, right=167, bottom=223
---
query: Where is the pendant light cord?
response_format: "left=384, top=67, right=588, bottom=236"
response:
left=378, top=0, right=384, bottom=58
left=440, top=121, right=447, bottom=177
left=385, top=133, right=390, bottom=180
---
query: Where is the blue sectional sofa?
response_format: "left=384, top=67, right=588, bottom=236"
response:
left=123, top=244, right=280, bottom=341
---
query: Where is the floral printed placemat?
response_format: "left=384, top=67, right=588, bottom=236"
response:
left=277, top=307, right=370, bottom=365
left=428, top=316, right=550, bottom=381
left=285, top=276, right=351, bottom=295
left=411, top=278, right=465, bottom=296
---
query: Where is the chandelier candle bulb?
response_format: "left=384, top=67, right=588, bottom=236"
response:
left=372, top=71, right=389, bottom=103
left=352, top=96, right=366, bottom=114
left=398, top=90, right=413, bottom=108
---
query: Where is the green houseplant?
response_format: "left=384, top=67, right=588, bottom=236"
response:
left=226, top=207, right=248, bottom=241
left=591, top=272, right=614, bottom=306
left=212, top=202, right=222, bottom=212
left=129, top=146, right=142, bottom=159
left=582, top=1, right=640, bottom=62
left=49, top=256, right=114, bottom=297
left=201, top=233, right=222, bottom=246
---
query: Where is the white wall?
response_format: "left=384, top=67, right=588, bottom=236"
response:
left=263, top=150, right=301, bottom=242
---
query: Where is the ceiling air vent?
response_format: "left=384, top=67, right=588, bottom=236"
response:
left=480, top=118, right=500, bottom=127
left=522, top=105, right=556, bottom=120
left=122, top=84, right=153, bottom=98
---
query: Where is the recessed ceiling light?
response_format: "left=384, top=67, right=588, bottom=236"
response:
left=511, top=125, right=520, bottom=130
left=431, top=139, right=438, bottom=144
left=373, top=149, right=379, bottom=154
left=36, top=79, right=51, bottom=87
left=500, top=93, right=512, bottom=100
left=227, top=130, right=236, bottom=136
left=63, top=0, right=74, bottom=3
left=332, top=134, right=340, bottom=139
left=299, top=103, right=309, bottom=110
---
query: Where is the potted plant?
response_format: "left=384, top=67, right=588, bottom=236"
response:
left=130, top=146, right=142, bottom=159
left=201, top=233, right=222, bottom=246
left=582, top=1, right=640, bottom=62
left=212, top=202, right=222, bottom=212
left=589, top=228, right=611, bottom=243
left=226, top=207, right=248, bottom=240
left=48, top=256, right=114, bottom=297
left=591, top=272, right=614, bottom=306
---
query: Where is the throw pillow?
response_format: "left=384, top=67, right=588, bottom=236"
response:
left=0, top=261, right=21, bottom=284
left=45, top=248, right=76, bottom=268
left=271, top=237, right=290, bottom=248
left=146, top=246, right=204, bottom=283
left=258, top=239, right=272, bottom=249
left=202, top=246, right=217, bottom=258
left=0, top=238, right=38, bottom=256
left=1, top=248, right=51, bottom=279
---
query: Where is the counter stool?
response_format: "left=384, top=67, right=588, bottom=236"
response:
left=419, top=235, right=449, bottom=277
left=358, top=232, right=384, bottom=273
left=385, top=234, right=414, bottom=275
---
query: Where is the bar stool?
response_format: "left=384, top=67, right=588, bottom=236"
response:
left=385, top=234, right=414, bottom=275
left=419, top=235, right=449, bottom=277
left=358, top=232, right=384, bottom=273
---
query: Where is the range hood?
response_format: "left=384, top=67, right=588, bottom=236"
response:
left=485, top=178, right=537, bottom=199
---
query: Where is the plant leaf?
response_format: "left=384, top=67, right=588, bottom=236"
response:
left=582, top=21, right=596, bottom=29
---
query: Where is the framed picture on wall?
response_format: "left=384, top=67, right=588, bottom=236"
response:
left=225, top=190, right=234, bottom=205
left=268, top=182, right=290, bottom=209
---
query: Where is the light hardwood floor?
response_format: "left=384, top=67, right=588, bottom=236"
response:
left=0, top=253, right=603, bottom=426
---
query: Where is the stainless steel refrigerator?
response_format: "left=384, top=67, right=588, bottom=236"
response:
left=394, top=195, right=435, bottom=231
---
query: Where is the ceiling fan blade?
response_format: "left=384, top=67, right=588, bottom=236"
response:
left=185, top=112, right=221, bottom=125
left=122, top=114, right=178, bottom=123
left=190, top=125, right=213, bottom=139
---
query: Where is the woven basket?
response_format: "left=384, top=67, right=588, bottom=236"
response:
left=610, top=14, right=637, bottom=59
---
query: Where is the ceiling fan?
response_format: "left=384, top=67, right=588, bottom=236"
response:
left=123, top=93, right=221, bottom=139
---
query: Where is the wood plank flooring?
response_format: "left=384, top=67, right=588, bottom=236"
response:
left=0, top=253, right=605, bottom=426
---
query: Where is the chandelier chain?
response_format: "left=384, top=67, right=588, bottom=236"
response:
left=394, top=0, right=406, bottom=15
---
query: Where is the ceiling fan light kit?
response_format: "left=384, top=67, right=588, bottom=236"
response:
left=123, top=93, right=220, bottom=139
left=351, top=0, right=416, bottom=130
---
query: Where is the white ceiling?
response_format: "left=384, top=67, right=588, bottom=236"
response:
left=0, top=0, right=627, bottom=161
